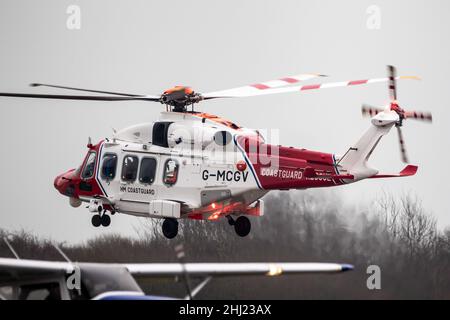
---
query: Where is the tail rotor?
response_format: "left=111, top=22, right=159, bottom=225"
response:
left=361, top=65, right=432, bottom=163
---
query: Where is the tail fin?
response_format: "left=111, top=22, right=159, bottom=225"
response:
left=336, top=111, right=398, bottom=181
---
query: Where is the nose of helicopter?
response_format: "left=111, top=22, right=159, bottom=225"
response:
left=53, top=174, right=63, bottom=191
left=54, top=169, right=75, bottom=195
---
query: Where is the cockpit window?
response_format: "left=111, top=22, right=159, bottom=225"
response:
left=101, top=153, right=118, bottom=180
left=81, top=152, right=96, bottom=179
left=80, top=266, right=142, bottom=299
left=121, top=155, right=139, bottom=182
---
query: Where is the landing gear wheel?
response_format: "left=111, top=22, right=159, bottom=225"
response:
left=162, top=218, right=179, bottom=239
left=101, top=214, right=111, bottom=227
left=91, top=215, right=101, bottom=227
left=234, top=216, right=251, bottom=237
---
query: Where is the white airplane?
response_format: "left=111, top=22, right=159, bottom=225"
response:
left=0, top=257, right=353, bottom=300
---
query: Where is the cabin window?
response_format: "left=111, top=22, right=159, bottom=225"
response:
left=139, top=158, right=157, bottom=184
left=101, top=153, right=118, bottom=180
left=121, top=155, right=139, bottom=182
left=152, top=122, right=172, bottom=148
left=163, top=159, right=179, bottom=185
left=81, top=152, right=96, bottom=179
left=214, top=131, right=232, bottom=146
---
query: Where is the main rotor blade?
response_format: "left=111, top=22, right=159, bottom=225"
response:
left=30, top=83, right=143, bottom=97
left=0, top=92, right=160, bottom=102
left=397, top=126, right=409, bottom=163
left=388, top=65, right=397, bottom=101
left=202, top=73, right=326, bottom=99
left=404, top=110, right=432, bottom=122
left=203, top=76, right=419, bottom=99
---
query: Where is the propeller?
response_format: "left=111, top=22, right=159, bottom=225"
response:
left=0, top=71, right=419, bottom=112
left=361, top=65, right=432, bottom=163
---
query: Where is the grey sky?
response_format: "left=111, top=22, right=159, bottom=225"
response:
left=0, top=0, right=448, bottom=242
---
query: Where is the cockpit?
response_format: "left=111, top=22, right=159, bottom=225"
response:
left=70, top=265, right=143, bottom=300
left=0, top=265, right=143, bottom=300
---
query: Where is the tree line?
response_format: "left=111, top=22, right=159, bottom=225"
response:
left=1, top=190, right=449, bottom=299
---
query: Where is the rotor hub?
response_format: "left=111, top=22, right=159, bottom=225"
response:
left=160, top=86, right=203, bottom=112
left=390, top=101, right=406, bottom=126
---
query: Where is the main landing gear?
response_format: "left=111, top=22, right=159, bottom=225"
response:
left=91, top=210, right=112, bottom=227
left=162, top=218, right=179, bottom=239
left=227, top=215, right=251, bottom=237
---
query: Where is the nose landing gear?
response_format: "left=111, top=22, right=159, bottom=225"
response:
left=91, top=209, right=111, bottom=227
left=162, top=218, right=179, bottom=239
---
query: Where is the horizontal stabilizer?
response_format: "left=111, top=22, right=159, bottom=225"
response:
left=369, top=165, right=418, bottom=179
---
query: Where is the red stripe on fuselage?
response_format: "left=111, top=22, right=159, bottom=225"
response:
left=236, top=136, right=342, bottom=190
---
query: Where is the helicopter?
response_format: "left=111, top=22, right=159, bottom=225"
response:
left=0, top=66, right=432, bottom=239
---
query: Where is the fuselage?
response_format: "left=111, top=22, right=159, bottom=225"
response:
left=54, top=111, right=344, bottom=221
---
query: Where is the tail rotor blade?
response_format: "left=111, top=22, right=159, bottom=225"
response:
left=362, top=104, right=384, bottom=117
left=404, top=110, right=432, bottom=122
left=397, top=126, right=409, bottom=163
left=388, top=65, right=397, bottom=101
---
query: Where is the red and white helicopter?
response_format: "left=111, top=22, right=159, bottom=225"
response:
left=0, top=66, right=432, bottom=238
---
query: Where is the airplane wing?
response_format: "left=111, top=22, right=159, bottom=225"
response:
left=125, top=262, right=353, bottom=278
left=0, top=258, right=352, bottom=281
left=0, top=258, right=353, bottom=300
left=125, top=262, right=353, bottom=300
left=0, top=257, right=73, bottom=282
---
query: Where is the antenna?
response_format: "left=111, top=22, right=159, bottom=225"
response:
left=52, top=243, right=72, bottom=263
left=3, top=237, right=20, bottom=259
left=87, top=136, right=93, bottom=149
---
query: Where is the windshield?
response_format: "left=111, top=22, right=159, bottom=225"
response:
left=80, top=266, right=142, bottom=298
left=81, top=152, right=97, bottom=179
